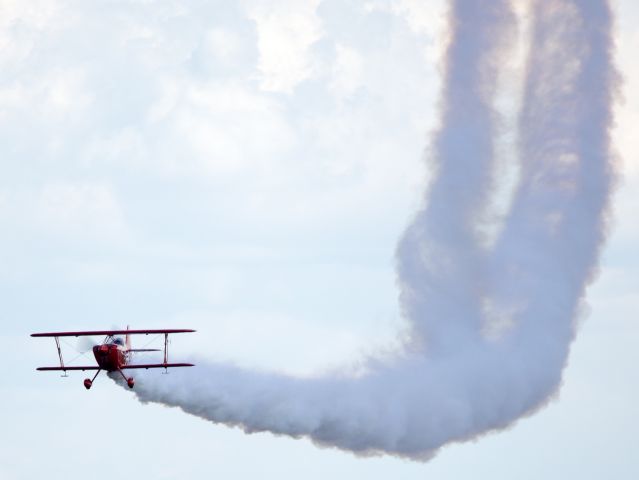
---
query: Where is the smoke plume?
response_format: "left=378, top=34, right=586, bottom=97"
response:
left=116, top=0, right=618, bottom=460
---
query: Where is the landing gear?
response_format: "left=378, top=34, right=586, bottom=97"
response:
left=83, top=369, right=102, bottom=390
left=117, top=369, right=135, bottom=389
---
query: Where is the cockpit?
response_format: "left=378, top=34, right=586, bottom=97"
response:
left=112, top=337, right=124, bottom=346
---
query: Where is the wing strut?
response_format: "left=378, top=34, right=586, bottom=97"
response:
left=163, top=333, right=169, bottom=373
left=54, top=337, right=68, bottom=377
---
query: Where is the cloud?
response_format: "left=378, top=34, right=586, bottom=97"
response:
left=37, top=182, right=128, bottom=242
left=246, top=0, right=324, bottom=93
left=329, top=44, right=364, bottom=98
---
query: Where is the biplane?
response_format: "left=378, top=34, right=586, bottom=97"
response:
left=31, top=328, right=195, bottom=390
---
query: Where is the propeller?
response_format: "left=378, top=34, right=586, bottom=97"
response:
left=76, top=336, right=98, bottom=353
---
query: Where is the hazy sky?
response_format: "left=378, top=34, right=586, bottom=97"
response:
left=1, top=0, right=637, bottom=478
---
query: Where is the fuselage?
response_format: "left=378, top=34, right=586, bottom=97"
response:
left=92, top=342, right=128, bottom=371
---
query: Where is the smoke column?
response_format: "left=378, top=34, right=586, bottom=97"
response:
left=118, top=0, right=618, bottom=460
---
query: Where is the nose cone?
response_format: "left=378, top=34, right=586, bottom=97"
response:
left=93, top=344, right=117, bottom=370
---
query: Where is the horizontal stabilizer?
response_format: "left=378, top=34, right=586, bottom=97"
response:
left=37, top=366, right=100, bottom=371
left=120, top=363, right=195, bottom=370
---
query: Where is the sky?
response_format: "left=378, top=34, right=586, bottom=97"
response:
left=1, top=0, right=637, bottom=478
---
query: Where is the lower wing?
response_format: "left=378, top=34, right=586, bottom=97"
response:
left=37, top=366, right=100, bottom=371
left=121, top=363, right=194, bottom=369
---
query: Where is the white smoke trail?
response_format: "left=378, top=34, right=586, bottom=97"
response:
left=397, top=0, right=516, bottom=355
left=116, top=0, right=618, bottom=460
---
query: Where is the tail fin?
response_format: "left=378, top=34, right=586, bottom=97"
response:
left=125, top=325, right=131, bottom=351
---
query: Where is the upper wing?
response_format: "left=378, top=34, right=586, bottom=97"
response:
left=120, top=363, right=195, bottom=370
left=36, top=366, right=100, bottom=371
left=31, top=329, right=195, bottom=338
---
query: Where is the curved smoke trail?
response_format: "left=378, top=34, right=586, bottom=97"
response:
left=117, top=0, right=618, bottom=460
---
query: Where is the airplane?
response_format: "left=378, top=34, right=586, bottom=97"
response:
left=31, top=328, right=195, bottom=390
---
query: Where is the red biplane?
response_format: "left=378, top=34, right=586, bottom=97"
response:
left=31, top=328, right=195, bottom=390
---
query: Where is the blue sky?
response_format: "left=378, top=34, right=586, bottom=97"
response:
left=1, top=0, right=637, bottom=478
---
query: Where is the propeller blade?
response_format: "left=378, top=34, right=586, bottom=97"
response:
left=77, top=336, right=98, bottom=353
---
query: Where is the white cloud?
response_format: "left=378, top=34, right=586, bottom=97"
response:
left=205, top=28, right=244, bottom=64
left=0, top=67, right=93, bottom=125
left=0, top=0, right=71, bottom=67
left=329, top=44, right=364, bottom=98
left=37, top=183, right=128, bottom=242
left=390, top=0, right=446, bottom=37
left=614, top=25, right=639, bottom=178
left=174, top=80, right=297, bottom=175
left=45, top=68, right=94, bottom=113
left=246, top=0, right=323, bottom=93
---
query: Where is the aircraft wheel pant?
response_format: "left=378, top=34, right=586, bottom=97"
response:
left=127, top=377, right=135, bottom=389
left=84, top=378, right=92, bottom=389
